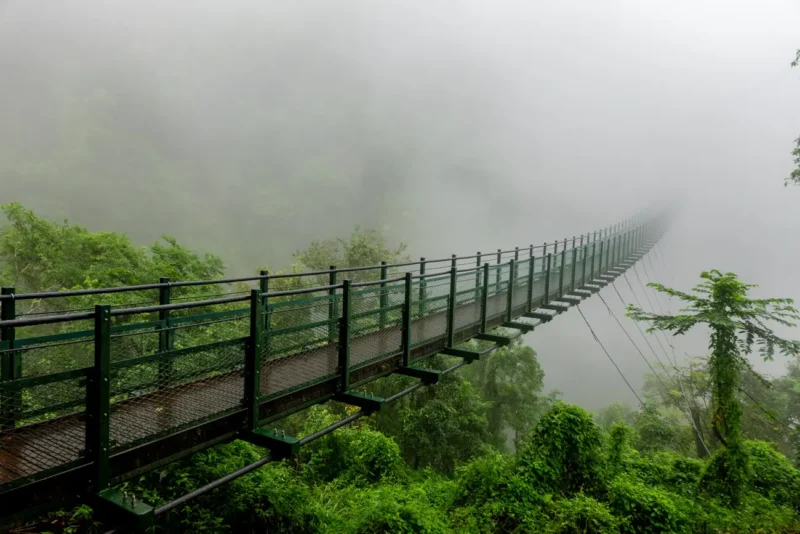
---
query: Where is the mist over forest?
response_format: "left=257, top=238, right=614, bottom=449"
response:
left=2, top=1, right=800, bottom=532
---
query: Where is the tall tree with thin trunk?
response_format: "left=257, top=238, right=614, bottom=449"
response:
left=627, top=270, right=800, bottom=505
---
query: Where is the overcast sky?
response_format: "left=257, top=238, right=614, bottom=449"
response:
left=1, top=0, right=799, bottom=408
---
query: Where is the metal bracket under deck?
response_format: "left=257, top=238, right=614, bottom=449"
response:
left=396, top=366, right=441, bottom=385
left=439, top=347, right=484, bottom=362
left=541, top=302, right=571, bottom=312
left=333, top=391, right=385, bottom=412
left=524, top=311, right=554, bottom=322
left=502, top=321, right=535, bottom=333
left=95, top=488, right=155, bottom=534
left=474, top=332, right=516, bottom=346
left=243, top=428, right=301, bottom=460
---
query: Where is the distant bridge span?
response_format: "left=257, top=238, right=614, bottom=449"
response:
left=0, top=208, right=670, bottom=530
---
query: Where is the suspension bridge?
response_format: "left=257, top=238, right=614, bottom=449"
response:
left=0, top=207, right=671, bottom=531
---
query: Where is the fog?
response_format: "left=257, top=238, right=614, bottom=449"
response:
left=1, top=0, right=799, bottom=409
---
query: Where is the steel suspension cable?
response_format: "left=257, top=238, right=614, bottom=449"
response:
left=575, top=303, right=643, bottom=405
left=598, top=289, right=711, bottom=455
left=633, top=263, right=682, bottom=367
left=624, top=270, right=674, bottom=365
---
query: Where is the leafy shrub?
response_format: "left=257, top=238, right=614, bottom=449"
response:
left=628, top=451, right=704, bottom=497
left=606, top=424, right=632, bottom=477
left=333, top=484, right=449, bottom=534
left=546, top=494, right=620, bottom=534
left=340, top=428, right=404, bottom=484
left=518, top=402, right=605, bottom=496
left=608, top=475, right=689, bottom=534
left=699, top=493, right=800, bottom=533
left=300, top=418, right=404, bottom=484
left=743, top=440, right=800, bottom=511
left=453, top=451, right=517, bottom=506
left=222, top=462, right=324, bottom=533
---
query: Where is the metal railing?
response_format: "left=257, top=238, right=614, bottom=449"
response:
left=0, top=207, right=670, bottom=523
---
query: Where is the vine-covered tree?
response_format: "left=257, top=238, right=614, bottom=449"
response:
left=627, top=270, right=800, bottom=505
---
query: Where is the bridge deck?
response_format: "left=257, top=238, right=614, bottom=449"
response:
left=0, top=223, right=664, bottom=521
left=0, top=283, right=542, bottom=486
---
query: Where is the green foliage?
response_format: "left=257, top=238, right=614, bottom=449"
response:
left=608, top=475, right=689, bottom=533
left=518, top=402, right=606, bottom=497
left=628, top=451, right=704, bottom=497
left=293, top=226, right=408, bottom=282
left=130, top=441, right=325, bottom=533
left=546, top=494, right=620, bottom=534
left=459, top=340, right=547, bottom=449
left=453, top=451, right=517, bottom=506
left=328, top=483, right=450, bottom=534
left=606, top=423, right=631, bottom=477
left=788, top=50, right=800, bottom=186
left=788, top=137, right=800, bottom=187
left=9, top=210, right=800, bottom=533
left=395, top=374, right=491, bottom=472
left=0, top=202, right=224, bottom=295
left=627, top=269, right=800, bottom=505
left=300, top=417, right=404, bottom=485
left=633, top=404, right=694, bottom=456
left=739, top=441, right=800, bottom=510
left=594, top=402, right=635, bottom=430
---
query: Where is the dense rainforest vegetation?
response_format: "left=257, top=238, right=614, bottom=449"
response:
left=3, top=204, right=800, bottom=533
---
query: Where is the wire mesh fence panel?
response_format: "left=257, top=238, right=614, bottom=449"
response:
left=410, top=273, right=450, bottom=348
left=260, top=293, right=338, bottom=399
left=109, top=318, right=246, bottom=452
left=485, top=264, right=509, bottom=322
left=453, top=270, right=481, bottom=332
left=512, top=259, right=531, bottom=312
left=171, top=306, right=250, bottom=351
left=0, top=334, right=94, bottom=488
left=561, top=256, right=575, bottom=294
left=530, top=256, right=547, bottom=305
left=350, top=284, right=404, bottom=370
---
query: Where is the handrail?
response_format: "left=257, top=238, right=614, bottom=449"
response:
left=0, top=207, right=659, bottom=302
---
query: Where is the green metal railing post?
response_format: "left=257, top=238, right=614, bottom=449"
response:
left=246, top=290, right=264, bottom=431
left=558, top=245, right=566, bottom=298
left=446, top=261, right=457, bottom=347
left=579, top=235, right=586, bottom=286
left=1, top=287, right=18, bottom=430
left=506, top=259, right=515, bottom=322
left=259, top=271, right=269, bottom=297
left=419, top=258, right=427, bottom=317
left=379, top=261, right=388, bottom=330
left=480, top=263, right=489, bottom=333
left=401, top=272, right=412, bottom=367
left=526, top=248, right=535, bottom=313
left=544, top=253, right=552, bottom=304
left=88, top=304, right=111, bottom=491
left=157, top=278, right=173, bottom=389
left=261, top=271, right=271, bottom=356
left=475, top=252, right=482, bottom=303
left=514, top=246, right=519, bottom=262
left=571, top=242, right=578, bottom=293
left=338, top=280, right=352, bottom=392
left=495, top=249, right=501, bottom=292
left=327, top=267, right=337, bottom=345
left=599, top=239, right=605, bottom=275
